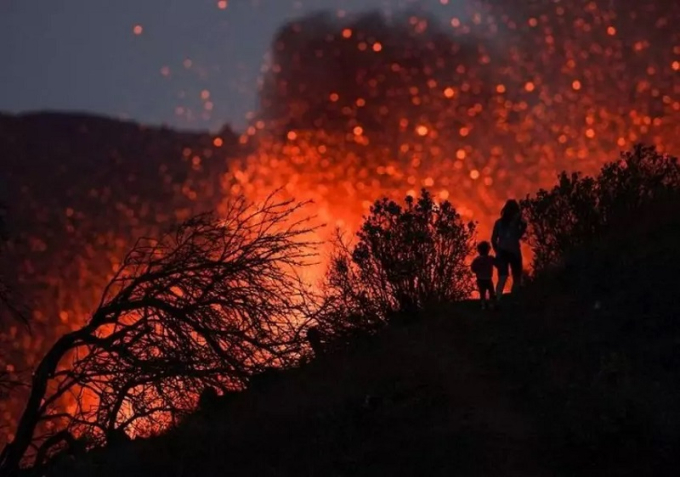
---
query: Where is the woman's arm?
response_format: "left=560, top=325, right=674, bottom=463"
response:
left=491, top=221, right=500, bottom=252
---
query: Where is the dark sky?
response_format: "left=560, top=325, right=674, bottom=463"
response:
left=0, top=0, right=457, bottom=131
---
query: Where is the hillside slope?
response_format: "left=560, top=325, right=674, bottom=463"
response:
left=38, top=200, right=680, bottom=476
left=37, top=303, right=547, bottom=477
left=3, top=114, right=678, bottom=475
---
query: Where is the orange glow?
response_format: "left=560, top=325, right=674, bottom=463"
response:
left=217, top=0, right=228, bottom=9
left=227, top=5, right=679, bottom=300
left=133, top=25, right=143, bottom=35
left=4, top=2, right=680, bottom=449
left=416, top=125, right=429, bottom=136
left=372, top=42, right=383, bottom=52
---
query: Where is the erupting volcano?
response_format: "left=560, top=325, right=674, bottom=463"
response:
left=1, top=0, right=680, bottom=447
left=228, top=0, right=680, bottom=240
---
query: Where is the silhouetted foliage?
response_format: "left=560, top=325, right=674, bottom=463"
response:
left=0, top=113, right=240, bottom=446
left=520, top=172, right=600, bottom=272
left=522, top=145, right=680, bottom=273
left=0, top=202, right=27, bottom=406
left=0, top=195, right=317, bottom=474
left=32, top=429, right=88, bottom=473
left=0, top=202, right=14, bottom=319
left=0, top=203, right=6, bottom=242
left=319, top=189, right=475, bottom=339
left=305, top=326, right=323, bottom=356
left=0, top=202, right=7, bottom=318
left=197, top=388, right=220, bottom=413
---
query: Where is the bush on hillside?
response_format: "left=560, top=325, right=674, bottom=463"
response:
left=318, top=189, right=475, bottom=340
left=522, top=145, right=680, bottom=273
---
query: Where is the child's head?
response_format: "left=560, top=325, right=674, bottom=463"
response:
left=477, top=241, right=491, bottom=256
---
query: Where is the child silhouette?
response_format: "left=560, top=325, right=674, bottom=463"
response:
left=471, top=241, right=496, bottom=309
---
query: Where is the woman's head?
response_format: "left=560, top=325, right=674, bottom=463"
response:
left=501, top=199, right=520, bottom=222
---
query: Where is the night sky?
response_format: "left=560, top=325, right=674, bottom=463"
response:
left=1, top=0, right=459, bottom=131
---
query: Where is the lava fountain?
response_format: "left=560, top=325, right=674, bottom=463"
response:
left=226, top=1, right=680, bottom=251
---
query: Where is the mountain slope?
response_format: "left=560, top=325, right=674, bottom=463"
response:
left=38, top=303, right=547, bottom=477
left=35, top=200, right=680, bottom=477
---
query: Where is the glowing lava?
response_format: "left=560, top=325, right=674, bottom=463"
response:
left=226, top=3, right=680, bottom=247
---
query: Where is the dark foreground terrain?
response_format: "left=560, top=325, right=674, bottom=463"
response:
left=34, top=202, right=680, bottom=477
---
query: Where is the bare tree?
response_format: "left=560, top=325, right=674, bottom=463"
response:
left=0, top=194, right=319, bottom=474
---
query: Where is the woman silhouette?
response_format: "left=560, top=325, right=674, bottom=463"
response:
left=491, top=199, right=527, bottom=298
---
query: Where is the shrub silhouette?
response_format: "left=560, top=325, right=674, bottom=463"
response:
left=0, top=202, right=27, bottom=404
left=0, top=201, right=22, bottom=323
left=320, top=189, right=475, bottom=338
left=0, top=204, right=11, bottom=400
left=522, top=145, right=680, bottom=273
left=0, top=194, right=317, bottom=474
